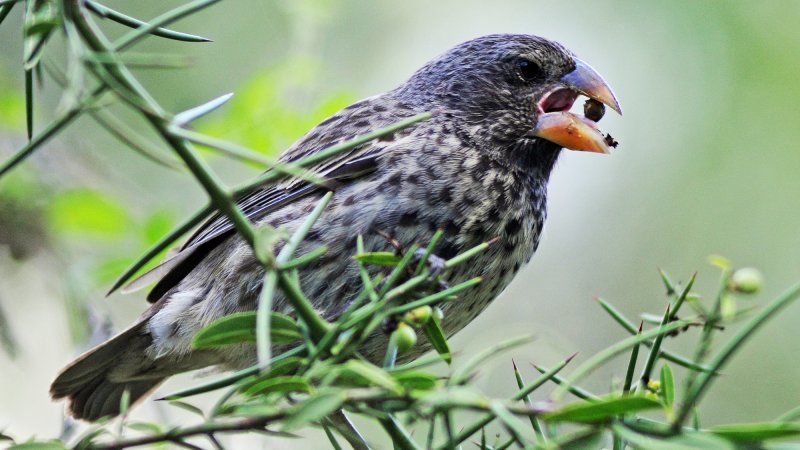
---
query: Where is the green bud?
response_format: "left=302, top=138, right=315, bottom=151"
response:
left=433, top=307, right=444, bottom=321
left=392, top=322, right=417, bottom=354
left=731, top=267, right=763, bottom=294
left=404, top=306, right=432, bottom=327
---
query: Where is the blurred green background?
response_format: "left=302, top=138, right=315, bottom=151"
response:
left=1, top=0, right=799, bottom=447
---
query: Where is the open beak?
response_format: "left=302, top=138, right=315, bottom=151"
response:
left=533, top=58, right=621, bottom=154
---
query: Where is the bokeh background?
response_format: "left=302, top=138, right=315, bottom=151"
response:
left=1, top=0, right=799, bottom=447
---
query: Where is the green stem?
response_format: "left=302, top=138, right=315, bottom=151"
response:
left=108, top=204, right=212, bottom=295
left=434, top=355, right=574, bottom=450
left=379, top=416, right=420, bottom=450
left=512, top=360, right=546, bottom=445
left=636, top=304, right=671, bottom=392
left=595, top=297, right=717, bottom=374
left=551, top=319, right=695, bottom=401
left=256, top=271, right=276, bottom=370
left=0, top=83, right=108, bottom=179
left=530, top=363, right=600, bottom=401
left=160, top=346, right=306, bottom=400
left=673, top=277, right=800, bottom=428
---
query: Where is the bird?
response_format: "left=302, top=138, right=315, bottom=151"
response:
left=50, top=34, right=621, bottom=422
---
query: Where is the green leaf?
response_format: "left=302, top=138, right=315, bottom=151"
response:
left=391, top=370, right=440, bottom=390
left=490, top=400, right=532, bottom=446
left=242, top=376, right=312, bottom=397
left=332, top=360, right=403, bottom=394
left=6, top=442, right=68, bottom=450
left=543, top=396, right=662, bottom=423
left=422, top=314, right=452, bottom=365
left=174, top=93, right=233, bottom=126
left=557, top=427, right=605, bottom=450
left=125, top=422, right=162, bottom=434
left=192, top=312, right=301, bottom=349
left=417, top=386, right=488, bottom=410
left=613, top=424, right=734, bottom=450
left=710, top=422, right=800, bottom=442
left=169, top=400, right=205, bottom=418
left=0, top=430, right=14, bottom=442
left=237, top=356, right=306, bottom=393
left=84, top=1, right=211, bottom=43
left=23, top=1, right=58, bottom=69
left=282, top=392, right=344, bottom=431
left=353, top=252, right=402, bottom=266
left=660, top=363, right=675, bottom=407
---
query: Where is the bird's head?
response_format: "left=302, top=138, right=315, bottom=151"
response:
left=399, top=34, right=621, bottom=170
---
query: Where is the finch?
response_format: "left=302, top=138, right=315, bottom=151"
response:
left=51, top=34, right=620, bottom=421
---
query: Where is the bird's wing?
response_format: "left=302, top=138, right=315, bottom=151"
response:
left=123, top=97, right=423, bottom=303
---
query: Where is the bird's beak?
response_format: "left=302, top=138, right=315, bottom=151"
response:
left=533, top=58, right=621, bottom=154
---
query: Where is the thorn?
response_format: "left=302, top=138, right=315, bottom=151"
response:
left=591, top=293, right=599, bottom=300
left=566, top=351, right=579, bottom=363
left=512, top=358, right=518, bottom=371
left=638, top=321, right=644, bottom=333
left=430, top=108, right=445, bottom=117
left=486, top=236, right=501, bottom=246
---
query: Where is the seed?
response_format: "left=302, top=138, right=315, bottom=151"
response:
left=731, top=267, right=763, bottom=294
left=404, top=306, right=432, bottom=327
left=392, top=322, right=417, bottom=353
left=584, top=98, right=605, bottom=122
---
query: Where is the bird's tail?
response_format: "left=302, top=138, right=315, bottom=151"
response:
left=50, top=321, right=165, bottom=422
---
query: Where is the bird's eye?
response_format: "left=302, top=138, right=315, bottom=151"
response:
left=518, top=60, right=541, bottom=80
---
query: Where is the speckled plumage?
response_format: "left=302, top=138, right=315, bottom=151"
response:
left=51, top=34, right=602, bottom=421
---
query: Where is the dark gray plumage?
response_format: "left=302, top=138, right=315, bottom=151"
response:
left=51, top=34, right=620, bottom=421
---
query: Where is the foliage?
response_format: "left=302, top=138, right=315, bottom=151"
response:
left=1, top=1, right=800, bottom=450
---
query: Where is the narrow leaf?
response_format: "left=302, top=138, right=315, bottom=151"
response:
left=333, top=360, right=403, bottom=394
left=25, top=69, right=33, bottom=140
left=84, top=1, right=211, bottom=42
left=242, top=376, right=312, bottom=397
left=192, top=311, right=301, bottom=349
left=0, top=3, right=15, bottom=28
left=422, top=313, right=452, bottom=364
left=173, top=93, right=233, bottom=126
left=282, top=392, right=344, bottom=431
left=353, top=252, right=402, bottom=267
left=613, top=424, right=734, bottom=450
left=236, top=356, right=306, bottom=393
left=490, top=401, right=532, bottom=447
left=5, top=442, right=68, bottom=450
left=390, top=370, right=439, bottom=391
left=710, top=422, right=800, bottom=443
left=169, top=400, right=205, bottom=418
left=543, top=396, right=661, bottom=423
left=660, top=363, right=675, bottom=407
